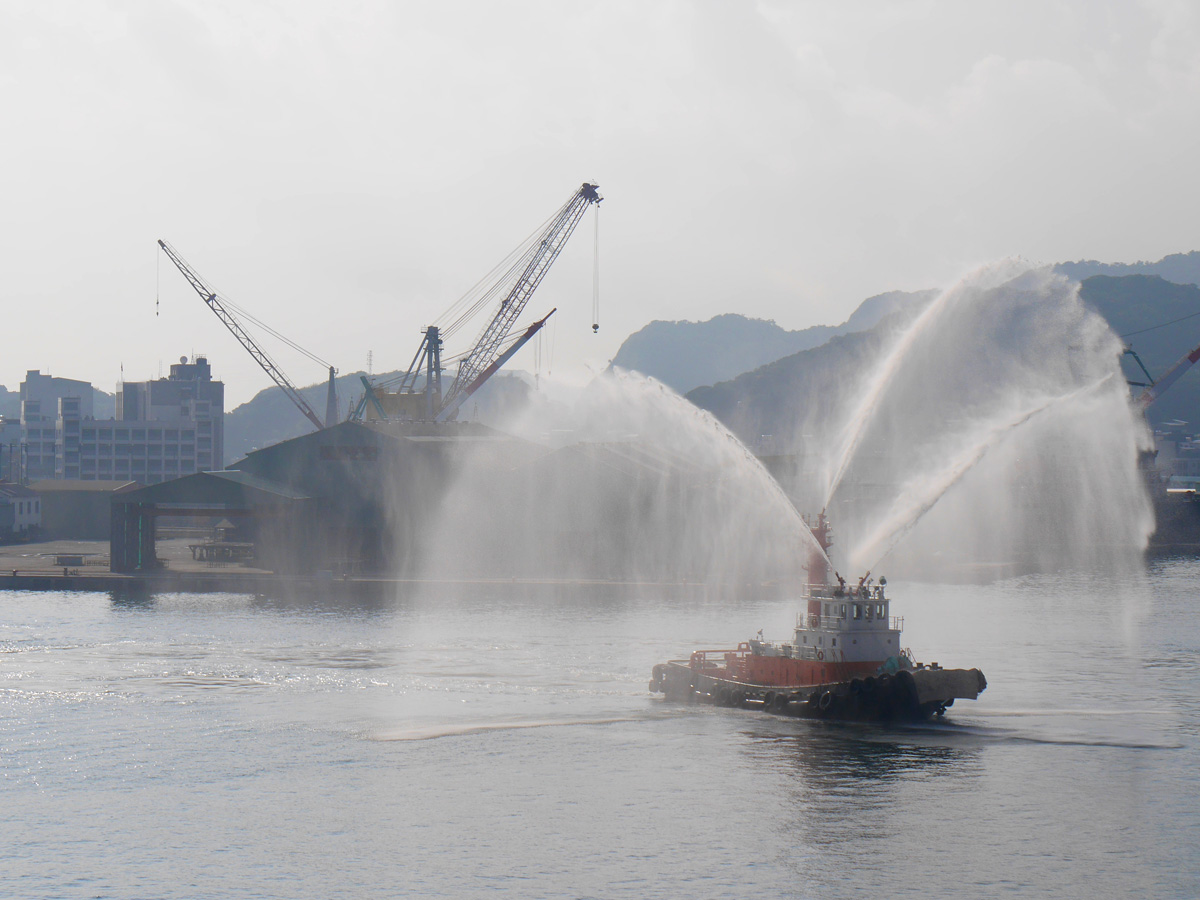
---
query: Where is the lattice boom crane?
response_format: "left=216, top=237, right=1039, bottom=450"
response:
left=434, top=182, right=602, bottom=422
left=158, top=239, right=329, bottom=432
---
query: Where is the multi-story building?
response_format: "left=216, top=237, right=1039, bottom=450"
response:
left=1155, top=420, right=1200, bottom=488
left=20, top=370, right=93, bottom=480
left=0, top=417, right=21, bottom=481
left=18, top=357, right=224, bottom=485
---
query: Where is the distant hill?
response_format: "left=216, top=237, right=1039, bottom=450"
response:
left=609, top=289, right=936, bottom=395
left=1057, top=250, right=1200, bottom=287
left=0, top=387, right=18, bottom=421
left=685, top=316, right=907, bottom=454
left=0, top=385, right=113, bottom=422
left=684, top=273, right=1200, bottom=452
left=1078, top=274, right=1200, bottom=426
left=93, top=388, right=115, bottom=419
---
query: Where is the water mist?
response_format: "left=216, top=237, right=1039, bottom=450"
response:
left=410, top=368, right=829, bottom=587
left=816, top=262, right=1154, bottom=577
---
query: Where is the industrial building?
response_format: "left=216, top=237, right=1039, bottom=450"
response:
left=31, top=480, right=139, bottom=540
left=0, top=481, right=42, bottom=540
left=110, top=420, right=542, bottom=575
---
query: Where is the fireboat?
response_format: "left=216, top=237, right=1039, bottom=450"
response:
left=649, top=513, right=987, bottom=722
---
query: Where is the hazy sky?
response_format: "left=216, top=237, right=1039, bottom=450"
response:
left=4, top=0, right=1198, bottom=406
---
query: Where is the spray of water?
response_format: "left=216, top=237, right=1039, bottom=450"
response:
left=818, top=261, right=1153, bottom=577
left=850, top=376, right=1114, bottom=571
left=821, top=260, right=1032, bottom=509
left=410, top=368, right=829, bottom=586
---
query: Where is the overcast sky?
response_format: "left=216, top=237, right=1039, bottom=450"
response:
left=3, top=0, right=1198, bottom=407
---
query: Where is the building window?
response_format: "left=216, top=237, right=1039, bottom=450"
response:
left=148, top=429, right=162, bottom=440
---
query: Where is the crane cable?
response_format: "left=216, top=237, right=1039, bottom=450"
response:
left=162, top=243, right=334, bottom=371
left=433, top=208, right=559, bottom=340
left=592, top=203, right=600, bottom=332
left=213, top=288, right=333, bottom=369
left=1121, top=309, right=1200, bottom=339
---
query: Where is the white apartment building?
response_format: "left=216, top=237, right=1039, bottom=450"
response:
left=18, top=357, right=224, bottom=485
left=20, top=370, right=93, bottom=480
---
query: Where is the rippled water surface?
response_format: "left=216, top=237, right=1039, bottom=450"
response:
left=1, top=561, right=1197, bottom=899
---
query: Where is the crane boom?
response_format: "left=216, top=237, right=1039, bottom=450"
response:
left=158, top=240, right=326, bottom=432
left=1136, top=340, right=1200, bottom=410
left=435, top=309, right=556, bottom=423
left=441, top=183, right=601, bottom=413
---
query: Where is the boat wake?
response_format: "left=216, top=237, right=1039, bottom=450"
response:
left=372, top=714, right=649, bottom=742
left=894, top=719, right=1182, bottom=750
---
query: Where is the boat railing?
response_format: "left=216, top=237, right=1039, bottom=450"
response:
left=685, top=645, right=752, bottom=669
left=796, top=613, right=904, bottom=632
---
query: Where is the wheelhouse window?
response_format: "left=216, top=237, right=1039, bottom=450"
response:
left=853, top=604, right=862, bottom=620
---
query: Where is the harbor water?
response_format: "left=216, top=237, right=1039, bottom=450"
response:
left=1, top=560, right=1197, bottom=899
